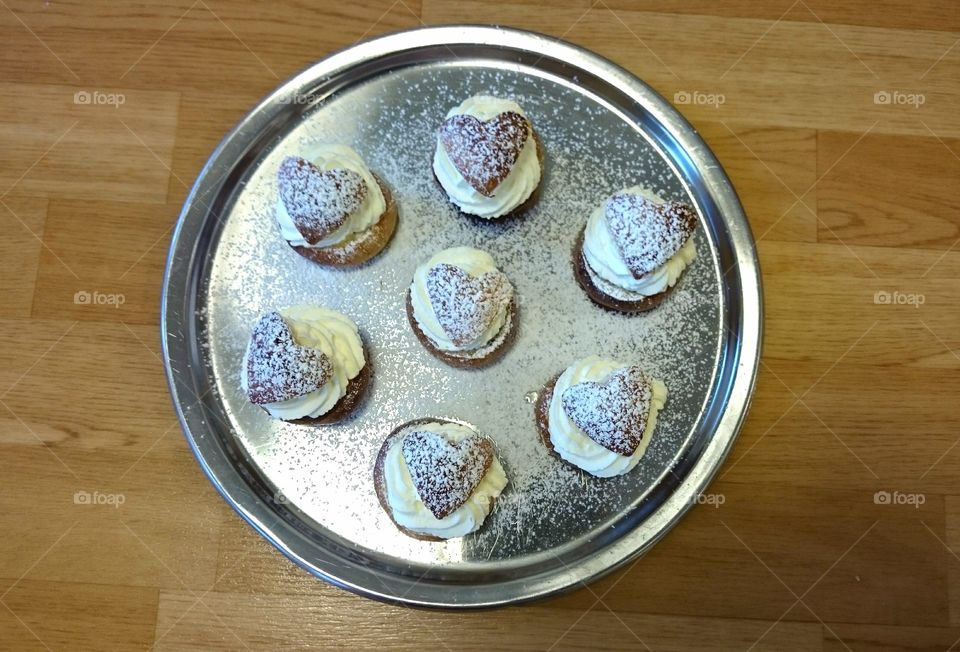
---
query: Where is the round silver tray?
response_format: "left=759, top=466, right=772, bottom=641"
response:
left=162, top=25, right=762, bottom=608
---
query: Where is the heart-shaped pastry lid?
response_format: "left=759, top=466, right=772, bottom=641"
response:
left=401, top=428, right=494, bottom=520
left=605, top=193, right=697, bottom=278
left=561, top=366, right=653, bottom=456
left=438, top=112, right=530, bottom=197
left=425, top=263, right=513, bottom=347
left=245, top=311, right=333, bottom=404
left=277, top=156, right=367, bottom=245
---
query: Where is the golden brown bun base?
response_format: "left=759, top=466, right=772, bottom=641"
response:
left=290, top=174, right=398, bottom=267
left=535, top=373, right=599, bottom=473
left=572, top=227, right=671, bottom=314
left=534, top=373, right=561, bottom=457
left=404, top=289, right=518, bottom=369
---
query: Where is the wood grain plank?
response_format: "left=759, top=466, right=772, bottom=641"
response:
left=943, top=495, right=960, bottom=626
left=421, top=2, right=960, bottom=137
left=31, top=200, right=177, bottom=326
left=0, top=445, right=224, bottom=593
left=548, top=483, right=949, bottom=627
left=740, top=219, right=960, bottom=500
left=601, top=0, right=960, bottom=32
left=155, top=587, right=823, bottom=650
left=696, top=123, right=817, bottom=243
left=817, top=130, right=960, bottom=251
left=213, top=513, right=320, bottom=596
left=759, top=239, right=960, bottom=372
left=0, top=0, right=424, bottom=91
left=0, top=578, right=158, bottom=651
left=0, top=83, right=179, bottom=203
left=725, top=363, right=960, bottom=493
left=166, top=90, right=274, bottom=208
left=0, top=319, right=80, bottom=398
left=0, top=196, right=47, bottom=319
left=0, top=321, right=187, bottom=454
left=823, top=622, right=960, bottom=651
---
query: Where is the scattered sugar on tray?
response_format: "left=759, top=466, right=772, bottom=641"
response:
left=199, top=65, right=722, bottom=562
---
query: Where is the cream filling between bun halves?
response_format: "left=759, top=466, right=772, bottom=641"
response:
left=433, top=95, right=541, bottom=219
left=582, top=186, right=696, bottom=298
left=241, top=306, right=365, bottom=420
left=383, top=421, right=507, bottom=539
left=548, top=356, right=667, bottom=478
left=276, top=144, right=386, bottom=248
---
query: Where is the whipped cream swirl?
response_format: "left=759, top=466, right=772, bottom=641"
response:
left=433, top=95, right=541, bottom=219
left=548, top=356, right=667, bottom=477
left=241, top=305, right=365, bottom=420
left=583, top=186, right=696, bottom=297
left=410, top=246, right=512, bottom=352
left=277, top=144, right=385, bottom=248
left=383, top=421, right=507, bottom=539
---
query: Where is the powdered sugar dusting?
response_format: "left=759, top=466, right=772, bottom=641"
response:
left=441, top=302, right=516, bottom=362
left=245, top=311, right=332, bottom=404
left=438, top=112, right=529, bottom=196
left=401, top=428, right=493, bottom=519
left=277, top=156, right=366, bottom=244
left=561, top=367, right=652, bottom=456
left=606, top=193, right=697, bottom=278
left=201, top=64, right=725, bottom=566
left=426, top=263, right=513, bottom=347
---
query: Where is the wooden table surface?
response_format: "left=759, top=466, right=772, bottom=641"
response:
left=2, top=0, right=959, bottom=649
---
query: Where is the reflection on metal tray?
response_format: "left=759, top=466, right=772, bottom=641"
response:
left=161, top=26, right=762, bottom=608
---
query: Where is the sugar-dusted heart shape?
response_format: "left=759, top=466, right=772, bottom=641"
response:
left=401, top=429, right=494, bottom=519
left=245, top=311, right=333, bottom=404
left=561, top=367, right=653, bottom=456
left=425, top=263, right=513, bottom=348
left=277, top=156, right=367, bottom=245
left=605, top=193, right=697, bottom=278
left=438, top=112, right=530, bottom=196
